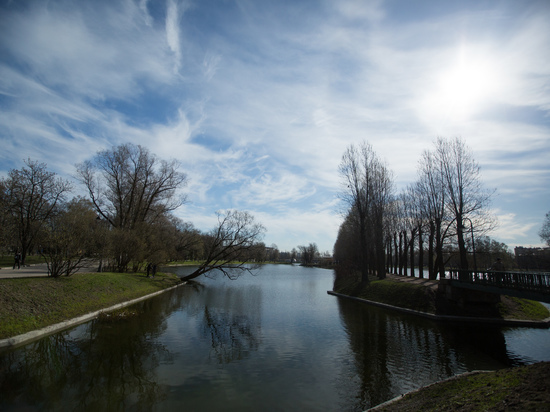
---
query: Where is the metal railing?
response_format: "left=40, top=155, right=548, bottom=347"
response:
left=448, top=269, right=550, bottom=294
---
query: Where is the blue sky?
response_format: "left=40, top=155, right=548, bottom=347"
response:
left=1, top=0, right=549, bottom=253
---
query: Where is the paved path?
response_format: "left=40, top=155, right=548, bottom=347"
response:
left=385, top=273, right=440, bottom=291
left=0, top=263, right=50, bottom=278
left=0, top=263, right=99, bottom=279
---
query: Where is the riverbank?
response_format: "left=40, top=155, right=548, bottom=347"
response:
left=332, top=273, right=550, bottom=325
left=0, top=271, right=181, bottom=342
left=369, top=361, right=550, bottom=411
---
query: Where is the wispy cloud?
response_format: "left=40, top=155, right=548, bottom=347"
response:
left=492, top=211, right=540, bottom=247
left=0, top=0, right=549, bottom=252
left=166, top=0, right=184, bottom=73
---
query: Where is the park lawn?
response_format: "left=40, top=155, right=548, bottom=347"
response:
left=0, top=271, right=180, bottom=339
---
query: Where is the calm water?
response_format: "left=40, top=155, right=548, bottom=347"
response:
left=1, top=265, right=549, bottom=411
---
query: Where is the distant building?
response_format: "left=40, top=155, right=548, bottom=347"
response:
left=514, top=247, right=550, bottom=271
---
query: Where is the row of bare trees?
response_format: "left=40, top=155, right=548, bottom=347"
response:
left=0, top=144, right=266, bottom=279
left=334, top=137, right=495, bottom=282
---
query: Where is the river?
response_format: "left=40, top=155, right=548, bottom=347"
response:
left=1, top=264, right=549, bottom=411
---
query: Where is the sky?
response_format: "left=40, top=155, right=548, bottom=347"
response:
left=0, top=0, right=549, bottom=254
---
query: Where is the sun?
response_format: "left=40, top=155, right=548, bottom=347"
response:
left=423, top=44, right=499, bottom=124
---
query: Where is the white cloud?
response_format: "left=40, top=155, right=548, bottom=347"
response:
left=1, top=0, right=549, bottom=251
left=166, top=0, right=183, bottom=72
left=232, top=172, right=317, bottom=208
left=2, top=1, right=175, bottom=101
left=491, top=211, right=539, bottom=245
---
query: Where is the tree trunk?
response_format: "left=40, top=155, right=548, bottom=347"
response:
left=376, top=235, right=386, bottom=279
left=386, top=237, right=392, bottom=274
left=428, top=221, right=435, bottom=280
left=409, top=229, right=415, bottom=277
left=435, top=218, right=445, bottom=279
left=418, top=224, right=424, bottom=279
left=398, top=232, right=403, bottom=276
left=393, top=232, right=398, bottom=275
left=403, top=231, right=408, bottom=277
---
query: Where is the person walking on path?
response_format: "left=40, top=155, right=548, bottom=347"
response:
left=13, top=252, right=21, bottom=270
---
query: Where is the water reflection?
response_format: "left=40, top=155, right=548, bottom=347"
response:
left=0, top=286, right=188, bottom=411
left=0, top=266, right=548, bottom=411
left=335, top=298, right=512, bottom=410
left=201, top=285, right=262, bottom=364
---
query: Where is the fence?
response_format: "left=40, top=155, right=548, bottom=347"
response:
left=448, top=269, right=550, bottom=294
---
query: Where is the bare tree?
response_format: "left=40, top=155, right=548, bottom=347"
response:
left=338, top=141, right=394, bottom=282
left=415, top=149, right=449, bottom=279
left=180, top=210, right=266, bottom=282
left=0, top=159, right=72, bottom=264
left=76, top=143, right=187, bottom=229
left=170, top=218, right=203, bottom=261
left=397, top=184, right=428, bottom=278
left=434, top=137, right=495, bottom=272
left=76, top=144, right=188, bottom=271
left=40, top=197, right=99, bottom=277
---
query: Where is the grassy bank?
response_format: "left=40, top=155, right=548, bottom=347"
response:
left=0, top=271, right=180, bottom=339
left=334, top=275, right=549, bottom=321
left=372, top=362, right=550, bottom=411
left=335, top=277, right=438, bottom=313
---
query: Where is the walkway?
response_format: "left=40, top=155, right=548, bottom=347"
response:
left=0, top=263, right=98, bottom=279
left=385, top=273, right=439, bottom=292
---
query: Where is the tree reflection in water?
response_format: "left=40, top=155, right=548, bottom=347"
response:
left=335, top=298, right=511, bottom=411
left=0, top=282, right=263, bottom=411
left=0, top=267, right=528, bottom=412
left=0, top=287, right=187, bottom=411
left=201, top=284, right=262, bottom=365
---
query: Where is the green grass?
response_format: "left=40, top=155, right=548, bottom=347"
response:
left=0, top=271, right=180, bottom=339
left=498, top=296, right=550, bottom=320
left=165, top=260, right=205, bottom=266
left=334, top=275, right=549, bottom=320
left=374, top=362, right=550, bottom=411
left=335, top=277, right=437, bottom=313
left=405, top=371, right=521, bottom=411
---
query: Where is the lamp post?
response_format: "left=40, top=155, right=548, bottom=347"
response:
left=461, top=217, right=477, bottom=275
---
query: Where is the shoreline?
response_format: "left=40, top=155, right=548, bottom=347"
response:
left=0, top=281, right=187, bottom=349
left=366, top=370, right=491, bottom=411
left=327, top=290, right=550, bottom=328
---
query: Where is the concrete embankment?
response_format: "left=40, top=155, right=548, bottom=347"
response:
left=327, top=291, right=550, bottom=328
left=0, top=282, right=186, bottom=349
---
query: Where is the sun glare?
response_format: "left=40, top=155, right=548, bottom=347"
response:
left=422, top=44, right=499, bottom=124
